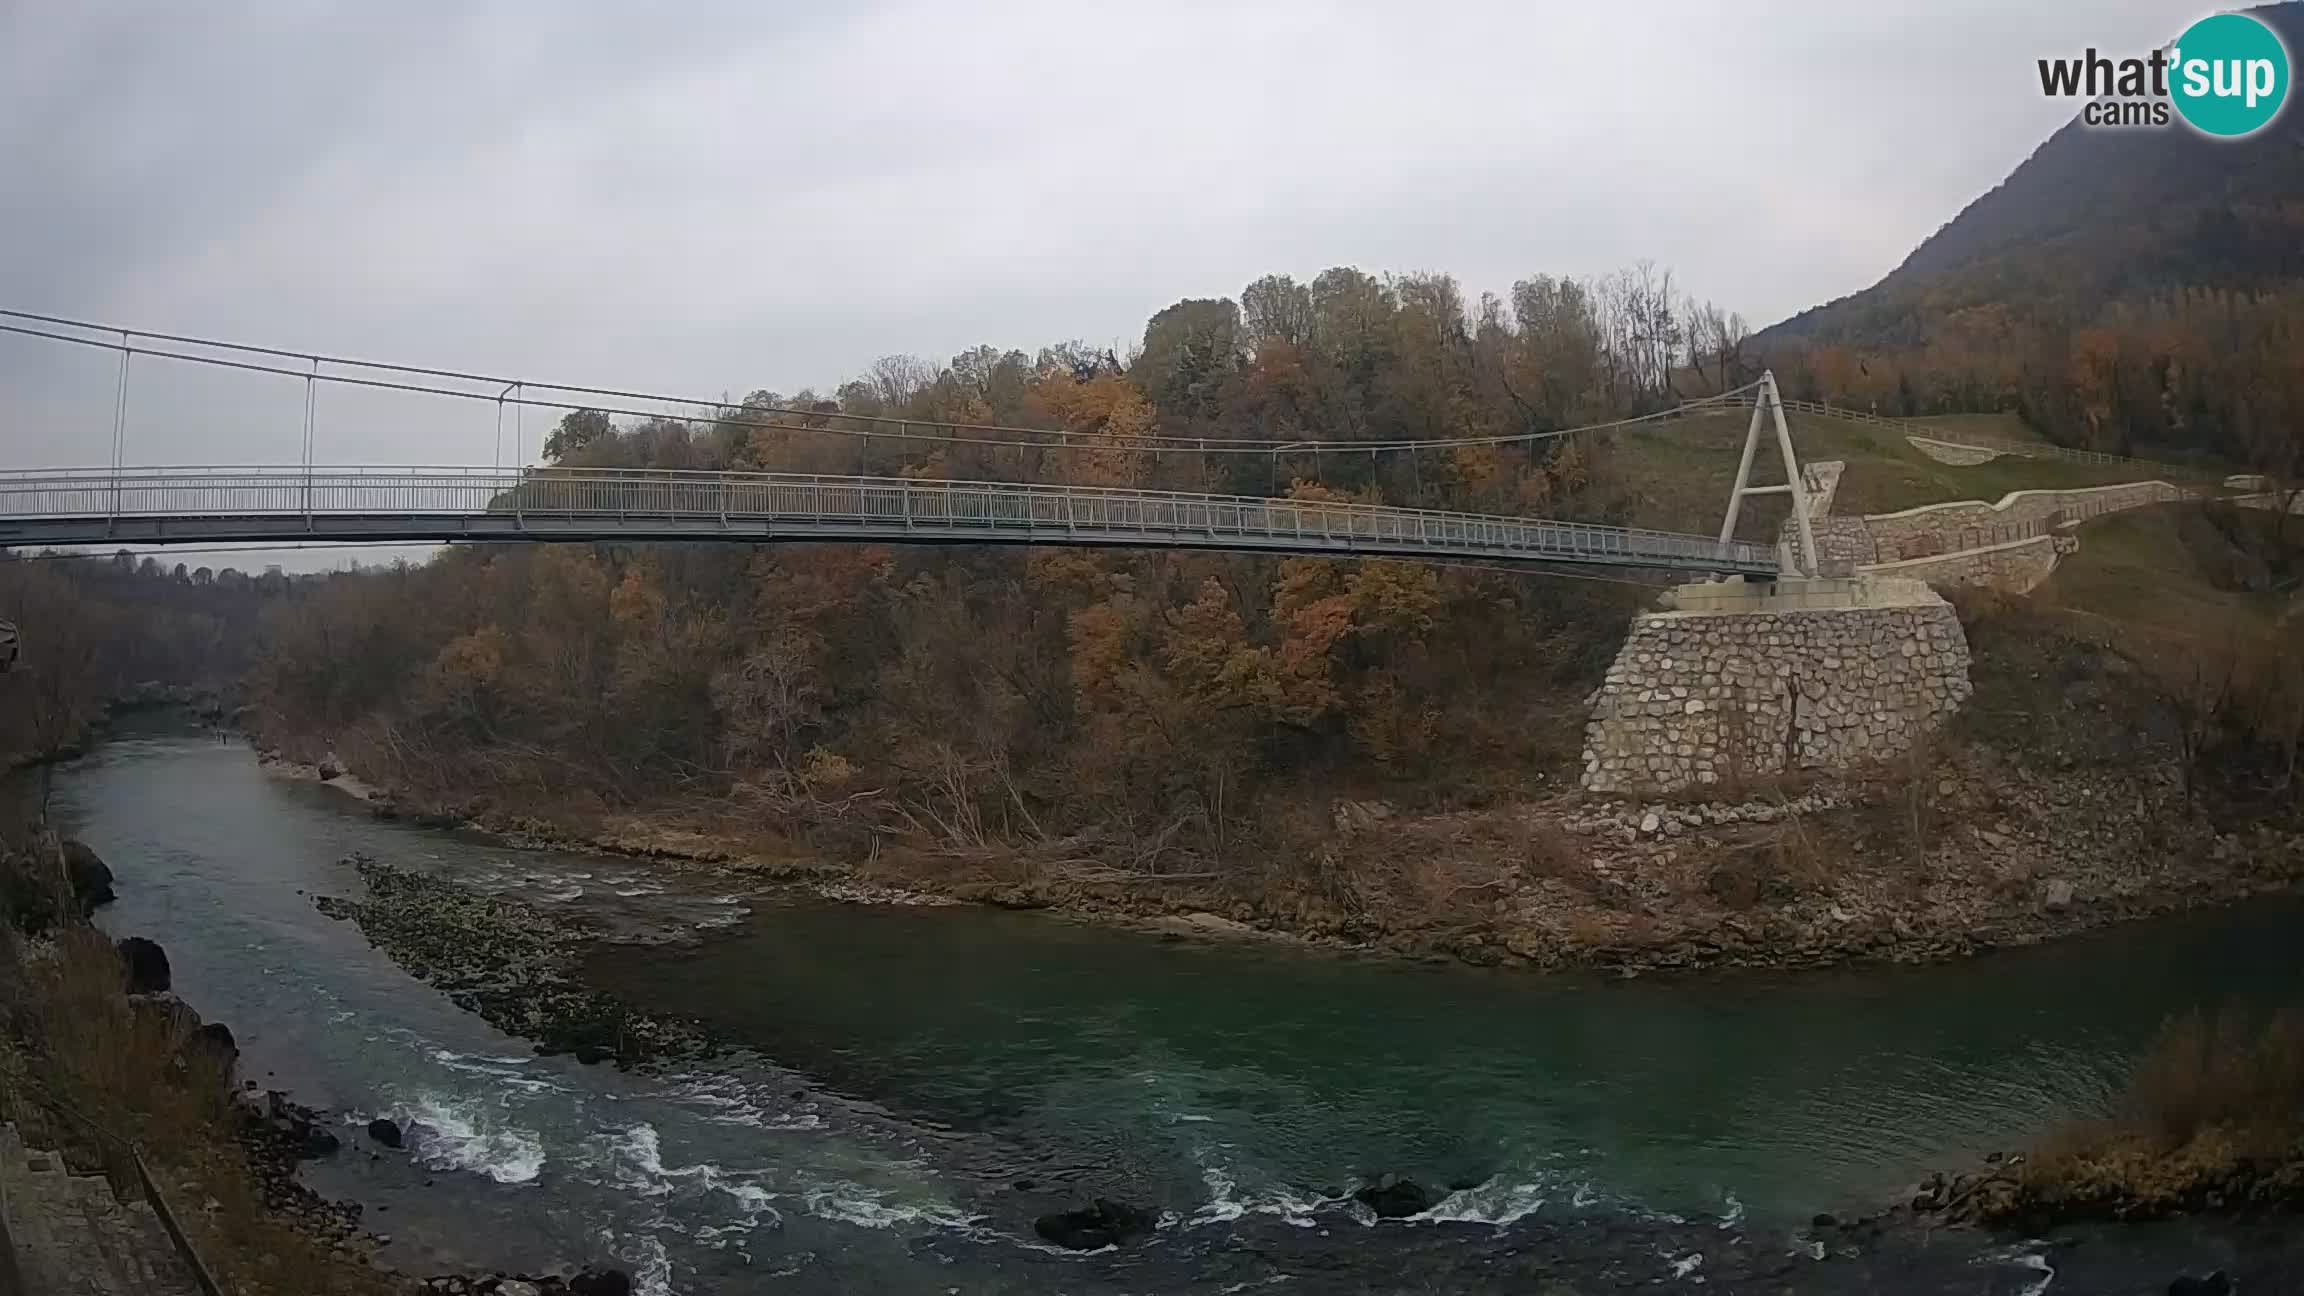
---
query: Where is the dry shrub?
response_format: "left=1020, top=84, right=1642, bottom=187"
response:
left=1890, top=734, right=1942, bottom=860
left=1616, top=911, right=1660, bottom=946
left=2011, top=1007, right=2304, bottom=1221
left=1520, top=818, right=1583, bottom=881
left=1945, top=584, right=2019, bottom=630
left=2192, top=617, right=2304, bottom=792
left=1395, top=855, right=1509, bottom=922
left=2119, top=1008, right=2304, bottom=1149
left=0, top=839, right=69, bottom=937
left=1764, top=801, right=1832, bottom=890
left=3, top=927, right=401, bottom=1295
left=1700, top=813, right=1827, bottom=910
left=19, top=926, right=229, bottom=1155
left=1702, top=844, right=1770, bottom=909
left=1557, top=910, right=1617, bottom=947
left=1240, top=800, right=1374, bottom=927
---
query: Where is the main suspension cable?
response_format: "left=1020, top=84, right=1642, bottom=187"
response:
left=1, top=309, right=1762, bottom=459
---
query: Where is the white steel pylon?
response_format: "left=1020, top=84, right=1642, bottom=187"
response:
left=1716, top=370, right=1818, bottom=578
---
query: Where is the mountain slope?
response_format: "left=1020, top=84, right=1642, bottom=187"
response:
left=1763, top=1, right=2304, bottom=351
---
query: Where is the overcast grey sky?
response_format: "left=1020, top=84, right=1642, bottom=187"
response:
left=1, top=0, right=2199, bottom=489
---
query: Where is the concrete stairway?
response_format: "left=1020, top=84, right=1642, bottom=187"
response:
left=0, top=1121, right=202, bottom=1296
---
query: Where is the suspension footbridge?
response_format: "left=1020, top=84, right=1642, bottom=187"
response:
left=0, top=465, right=1777, bottom=574
left=0, top=311, right=1806, bottom=578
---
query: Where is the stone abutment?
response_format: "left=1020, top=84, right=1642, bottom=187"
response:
left=1580, top=577, right=1972, bottom=795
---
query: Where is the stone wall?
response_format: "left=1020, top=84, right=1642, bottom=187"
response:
left=1581, top=582, right=1972, bottom=794
left=1801, top=460, right=1844, bottom=517
left=2237, top=489, right=2304, bottom=515
left=1777, top=461, right=1859, bottom=574
left=1858, top=533, right=2073, bottom=595
left=1906, top=437, right=2005, bottom=466
left=1806, top=516, right=1876, bottom=575
left=1863, top=481, right=2189, bottom=562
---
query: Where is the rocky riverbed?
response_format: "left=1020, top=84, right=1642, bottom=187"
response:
left=56, top=725, right=2304, bottom=1293
left=313, top=858, right=713, bottom=1067
left=303, top=749, right=2304, bottom=984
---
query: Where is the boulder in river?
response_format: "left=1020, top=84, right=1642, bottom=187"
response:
left=127, top=990, right=202, bottom=1037
left=1032, top=1198, right=1155, bottom=1250
left=1353, top=1176, right=1433, bottom=1219
left=186, top=1021, right=238, bottom=1064
left=294, top=1122, right=342, bottom=1160
left=568, top=1267, right=635, bottom=1296
left=117, top=936, right=171, bottom=993
left=366, top=1117, right=405, bottom=1149
left=61, top=839, right=115, bottom=913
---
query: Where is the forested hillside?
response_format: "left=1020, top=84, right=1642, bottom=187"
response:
left=177, top=244, right=2297, bottom=932
left=245, top=263, right=1758, bottom=875
left=0, top=555, right=272, bottom=765
left=1758, top=1, right=2304, bottom=467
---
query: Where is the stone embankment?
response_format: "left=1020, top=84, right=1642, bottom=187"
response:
left=0, top=1122, right=201, bottom=1296
left=1860, top=481, right=2192, bottom=563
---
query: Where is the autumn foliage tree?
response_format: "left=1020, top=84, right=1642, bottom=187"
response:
left=245, top=261, right=1755, bottom=869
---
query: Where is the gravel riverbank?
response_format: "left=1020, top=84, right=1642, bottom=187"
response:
left=313, top=857, right=713, bottom=1067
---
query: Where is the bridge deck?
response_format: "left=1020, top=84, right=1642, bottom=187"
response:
left=0, top=467, right=1777, bottom=575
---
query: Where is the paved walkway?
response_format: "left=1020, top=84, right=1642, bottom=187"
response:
left=0, top=1122, right=200, bottom=1296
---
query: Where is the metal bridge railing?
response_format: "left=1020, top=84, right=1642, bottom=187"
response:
left=0, top=466, right=1778, bottom=574
left=9, top=1086, right=229, bottom=1296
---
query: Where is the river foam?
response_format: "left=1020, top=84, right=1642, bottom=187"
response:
left=401, top=1094, right=547, bottom=1185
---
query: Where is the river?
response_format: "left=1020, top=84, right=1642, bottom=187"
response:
left=51, top=723, right=2304, bottom=1293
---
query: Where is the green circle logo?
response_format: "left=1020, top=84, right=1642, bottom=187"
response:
left=2170, top=12, right=2290, bottom=137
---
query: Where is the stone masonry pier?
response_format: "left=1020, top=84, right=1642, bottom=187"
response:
left=1581, top=577, right=1972, bottom=795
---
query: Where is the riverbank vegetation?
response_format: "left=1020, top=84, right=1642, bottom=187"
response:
left=247, top=264, right=1737, bottom=884
left=222, top=267, right=2304, bottom=971
left=1996, top=1008, right=2304, bottom=1223
left=0, top=830, right=399, bottom=1294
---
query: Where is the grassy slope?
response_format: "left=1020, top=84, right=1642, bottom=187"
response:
left=1905, top=412, right=2050, bottom=446
left=2030, top=503, right=2300, bottom=680
left=2040, top=508, right=2257, bottom=629
left=1587, top=409, right=2286, bottom=664
left=1587, top=410, right=2178, bottom=541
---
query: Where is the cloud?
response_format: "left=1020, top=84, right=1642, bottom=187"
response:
left=0, top=0, right=2198, bottom=495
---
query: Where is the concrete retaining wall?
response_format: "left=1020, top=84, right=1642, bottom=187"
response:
left=1863, top=481, right=2189, bottom=562
left=1858, top=533, right=2073, bottom=595
left=1907, top=437, right=2005, bottom=466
